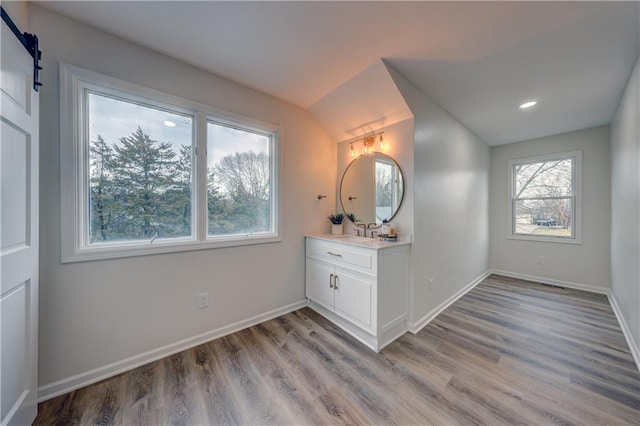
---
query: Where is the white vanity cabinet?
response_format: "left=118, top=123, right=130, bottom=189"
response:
left=305, top=235, right=410, bottom=352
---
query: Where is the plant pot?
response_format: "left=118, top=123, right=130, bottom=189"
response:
left=331, top=223, right=343, bottom=235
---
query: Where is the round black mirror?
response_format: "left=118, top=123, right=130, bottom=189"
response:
left=340, top=153, right=404, bottom=224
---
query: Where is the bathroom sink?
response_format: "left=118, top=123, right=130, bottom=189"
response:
left=332, top=235, right=371, bottom=242
left=307, top=233, right=410, bottom=250
left=328, top=235, right=385, bottom=246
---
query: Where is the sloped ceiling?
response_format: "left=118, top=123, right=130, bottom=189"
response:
left=308, top=60, right=412, bottom=142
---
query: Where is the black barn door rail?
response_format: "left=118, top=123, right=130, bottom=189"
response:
left=1, top=6, right=43, bottom=91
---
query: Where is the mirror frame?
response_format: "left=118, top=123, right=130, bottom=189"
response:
left=339, top=152, right=405, bottom=224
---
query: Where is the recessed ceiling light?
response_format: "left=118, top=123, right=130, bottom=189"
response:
left=519, top=101, right=537, bottom=110
left=164, top=120, right=176, bottom=127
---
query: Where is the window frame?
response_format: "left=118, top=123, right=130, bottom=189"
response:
left=60, top=63, right=281, bottom=263
left=205, top=117, right=279, bottom=242
left=507, top=150, right=582, bottom=244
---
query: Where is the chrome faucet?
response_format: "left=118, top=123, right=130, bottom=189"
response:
left=367, top=223, right=381, bottom=238
left=354, top=222, right=381, bottom=238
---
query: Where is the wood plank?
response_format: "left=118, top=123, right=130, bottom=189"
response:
left=34, top=274, right=640, bottom=425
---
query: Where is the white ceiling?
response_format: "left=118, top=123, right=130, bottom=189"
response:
left=309, top=60, right=414, bottom=142
left=35, top=1, right=639, bottom=145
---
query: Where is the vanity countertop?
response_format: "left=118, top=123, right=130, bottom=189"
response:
left=306, top=233, right=411, bottom=250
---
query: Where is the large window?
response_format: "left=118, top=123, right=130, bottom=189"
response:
left=508, top=151, right=581, bottom=243
left=87, top=93, right=195, bottom=244
left=61, top=64, right=279, bottom=262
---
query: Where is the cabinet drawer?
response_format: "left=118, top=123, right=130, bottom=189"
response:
left=306, top=239, right=376, bottom=274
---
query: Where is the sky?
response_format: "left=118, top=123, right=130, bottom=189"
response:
left=88, top=92, right=269, bottom=168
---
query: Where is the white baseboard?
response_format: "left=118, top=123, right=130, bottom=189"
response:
left=408, top=270, right=491, bottom=334
left=608, top=294, right=640, bottom=372
left=37, top=299, right=308, bottom=402
left=490, top=269, right=609, bottom=295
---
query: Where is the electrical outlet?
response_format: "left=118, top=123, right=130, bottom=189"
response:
left=537, top=256, right=545, bottom=265
left=197, top=292, right=209, bottom=309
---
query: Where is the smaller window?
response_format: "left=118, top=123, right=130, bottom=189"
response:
left=207, top=121, right=276, bottom=239
left=508, top=151, right=582, bottom=244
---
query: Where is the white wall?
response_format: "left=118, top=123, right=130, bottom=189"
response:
left=337, top=118, right=414, bottom=238
left=30, top=4, right=336, bottom=397
left=610, top=56, right=639, bottom=357
left=2, top=1, right=29, bottom=31
left=309, top=60, right=413, bottom=143
left=490, top=126, right=611, bottom=292
left=386, top=64, right=490, bottom=328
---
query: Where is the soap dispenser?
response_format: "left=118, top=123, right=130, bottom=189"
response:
left=381, top=219, right=390, bottom=235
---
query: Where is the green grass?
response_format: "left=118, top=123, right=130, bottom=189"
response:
left=530, top=227, right=571, bottom=236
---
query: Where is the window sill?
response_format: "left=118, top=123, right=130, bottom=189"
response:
left=507, top=234, right=582, bottom=245
left=61, top=234, right=282, bottom=263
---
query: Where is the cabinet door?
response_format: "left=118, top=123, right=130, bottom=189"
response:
left=306, top=258, right=335, bottom=311
left=333, top=268, right=373, bottom=328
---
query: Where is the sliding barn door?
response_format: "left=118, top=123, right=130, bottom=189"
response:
left=1, top=17, right=40, bottom=426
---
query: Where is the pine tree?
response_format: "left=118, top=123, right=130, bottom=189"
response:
left=110, top=126, right=181, bottom=239
left=89, top=135, right=114, bottom=242
left=166, top=144, right=193, bottom=235
left=207, top=169, right=230, bottom=234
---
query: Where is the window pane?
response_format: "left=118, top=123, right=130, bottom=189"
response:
left=515, top=158, right=572, bottom=198
left=207, top=122, right=272, bottom=236
left=87, top=92, right=194, bottom=243
left=375, top=160, right=392, bottom=221
left=514, top=198, right=573, bottom=237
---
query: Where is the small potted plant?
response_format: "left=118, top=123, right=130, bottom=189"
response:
left=328, top=213, right=345, bottom=235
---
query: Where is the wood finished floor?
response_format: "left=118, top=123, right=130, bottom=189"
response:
left=35, top=275, right=640, bottom=425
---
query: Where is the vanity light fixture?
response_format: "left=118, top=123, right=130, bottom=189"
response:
left=362, top=136, right=375, bottom=156
left=519, top=100, right=537, bottom=109
left=349, top=131, right=385, bottom=158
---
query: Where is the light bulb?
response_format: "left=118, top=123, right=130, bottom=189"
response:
left=519, top=100, right=537, bottom=109
left=379, top=134, right=385, bottom=150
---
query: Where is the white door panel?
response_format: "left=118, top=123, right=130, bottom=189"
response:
left=333, top=268, right=373, bottom=329
left=1, top=122, right=29, bottom=253
left=305, top=258, right=335, bottom=311
left=1, top=16, right=39, bottom=426
left=1, top=282, right=29, bottom=421
left=1, top=41, right=30, bottom=113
